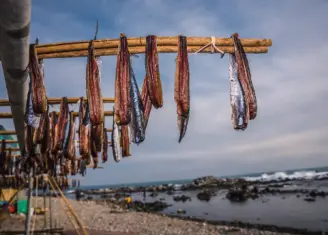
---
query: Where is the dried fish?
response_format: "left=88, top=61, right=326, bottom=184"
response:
left=40, top=104, right=51, bottom=155
left=33, top=109, right=47, bottom=144
left=79, top=98, right=91, bottom=157
left=86, top=40, right=104, bottom=125
left=64, top=112, right=76, bottom=160
left=114, top=33, right=131, bottom=125
left=121, top=125, right=131, bottom=157
left=90, top=140, right=98, bottom=169
left=145, top=35, right=163, bottom=108
left=174, top=35, right=190, bottom=143
left=29, top=44, right=47, bottom=114
left=49, top=111, right=57, bottom=154
left=102, top=127, right=108, bottom=163
left=91, top=123, right=103, bottom=152
left=232, top=33, right=257, bottom=120
left=54, top=97, right=69, bottom=153
left=141, top=76, right=152, bottom=130
left=129, top=63, right=145, bottom=144
left=112, top=107, right=122, bottom=162
left=228, top=54, right=247, bottom=130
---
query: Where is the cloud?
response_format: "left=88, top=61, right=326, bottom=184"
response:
left=1, top=0, right=328, bottom=185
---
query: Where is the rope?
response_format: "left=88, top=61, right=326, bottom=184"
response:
left=48, top=177, right=81, bottom=235
left=193, top=36, right=225, bottom=58
left=50, top=176, right=88, bottom=235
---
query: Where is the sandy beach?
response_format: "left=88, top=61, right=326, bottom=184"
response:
left=0, top=197, right=297, bottom=235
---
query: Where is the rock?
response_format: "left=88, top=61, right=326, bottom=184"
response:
left=173, top=195, right=191, bottom=202
left=149, top=192, right=158, bottom=197
left=177, top=209, right=186, bottom=214
left=226, top=185, right=259, bottom=202
left=197, top=190, right=216, bottom=201
left=131, top=200, right=172, bottom=212
left=304, top=197, right=315, bottom=202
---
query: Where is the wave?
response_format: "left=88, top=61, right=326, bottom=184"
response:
left=243, top=170, right=328, bottom=182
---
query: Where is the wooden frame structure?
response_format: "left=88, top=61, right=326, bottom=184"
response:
left=0, top=35, right=272, bottom=235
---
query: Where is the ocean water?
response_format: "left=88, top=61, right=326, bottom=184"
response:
left=80, top=165, right=328, bottom=190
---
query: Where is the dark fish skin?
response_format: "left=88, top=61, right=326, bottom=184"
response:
left=174, top=35, right=190, bottom=143
left=24, top=125, right=35, bottom=156
left=86, top=40, right=104, bottom=125
left=79, top=98, right=91, bottom=156
left=232, top=33, right=257, bottom=120
left=33, top=111, right=47, bottom=144
left=141, top=76, right=152, bottom=129
left=40, top=105, right=50, bottom=155
left=64, top=112, right=76, bottom=160
left=114, top=33, right=132, bottom=126
left=121, top=125, right=131, bottom=157
left=145, top=35, right=163, bottom=109
left=91, top=123, right=103, bottom=152
left=49, top=111, right=58, bottom=155
left=29, top=44, right=47, bottom=114
left=102, top=128, right=108, bottom=163
left=54, top=97, right=69, bottom=153
left=90, top=140, right=98, bottom=169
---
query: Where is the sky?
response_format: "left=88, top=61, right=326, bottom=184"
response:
left=0, top=0, right=328, bottom=186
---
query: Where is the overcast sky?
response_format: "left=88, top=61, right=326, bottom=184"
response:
left=0, top=0, right=327, bottom=186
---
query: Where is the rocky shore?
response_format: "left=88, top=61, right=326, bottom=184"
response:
left=0, top=197, right=313, bottom=235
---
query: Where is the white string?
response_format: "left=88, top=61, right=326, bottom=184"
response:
left=192, top=36, right=225, bottom=57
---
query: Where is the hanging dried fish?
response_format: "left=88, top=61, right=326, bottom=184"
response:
left=121, top=125, right=131, bottom=157
left=114, top=33, right=131, bottom=125
left=91, top=123, right=103, bottom=152
left=232, top=33, right=257, bottom=120
left=174, top=35, right=190, bottom=143
left=79, top=98, right=91, bottom=157
left=33, top=109, right=47, bottom=144
left=40, top=104, right=50, bottom=155
left=49, top=111, right=57, bottom=154
left=112, top=108, right=122, bottom=162
left=78, top=159, right=87, bottom=176
left=228, top=54, right=247, bottom=130
left=141, top=76, right=152, bottom=130
left=71, top=160, right=77, bottom=176
left=64, top=112, right=76, bottom=160
left=86, top=40, right=104, bottom=125
left=90, top=140, right=98, bottom=169
left=29, top=44, right=47, bottom=114
left=129, top=63, right=145, bottom=144
left=102, top=127, right=108, bottom=163
left=54, top=97, right=69, bottom=153
left=145, top=35, right=163, bottom=109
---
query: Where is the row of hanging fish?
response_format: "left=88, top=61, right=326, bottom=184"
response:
left=20, top=32, right=257, bottom=172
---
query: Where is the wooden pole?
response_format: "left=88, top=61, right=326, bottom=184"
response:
left=0, top=130, right=16, bottom=135
left=0, top=128, right=112, bottom=136
left=24, top=175, right=33, bottom=235
left=39, top=45, right=269, bottom=59
left=0, top=110, right=113, bottom=119
left=35, top=36, right=272, bottom=54
left=50, top=177, right=89, bottom=235
left=0, top=97, right=115, bottom=107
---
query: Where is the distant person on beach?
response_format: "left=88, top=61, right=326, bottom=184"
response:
left=124, top=196, right=132, bottom=209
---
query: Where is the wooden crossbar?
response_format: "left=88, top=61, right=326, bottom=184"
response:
left=0, top=128, right=113, bottom=135
left=35, top=36, right=272, bottom=59
left=0, top=97, right=115, bottom=107
left=0, top=111, right=113, bottom=119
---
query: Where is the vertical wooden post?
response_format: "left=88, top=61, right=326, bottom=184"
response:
left=24, top=175, right=33, bottom=235
left=49, top=181, right=53, bottom=234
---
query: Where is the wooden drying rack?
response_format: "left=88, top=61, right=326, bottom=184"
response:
left=35, top=35, right=272, bottom=59
left=0, top=96, right=114, bottom=152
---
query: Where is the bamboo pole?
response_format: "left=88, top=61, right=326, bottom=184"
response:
left=0, top=128, right=112, bottom=136
left=0, top=130, right=16, bottom=135
left=36, top=36, right=272, bottom=54
left=0, top=111, right=113, bottom=119
left=0, top=97, right=115, bottom=107
left=1, top=139, right=112, bottom=145
left=39, top=45, right=269, bottom=59
left=50, top=176, right=89, bottom=235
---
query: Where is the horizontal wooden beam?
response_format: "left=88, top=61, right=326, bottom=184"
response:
left=0, top=97, right=115, bottom=107
left=0, top=130, right=16, bottom=135
left=0, top=129, right=113, bottom=135
left=0, top=111, right=113, bottom=119
left=39, top=45, right=269, bottom=59
left=2, top=139, right=112, bottom=145
left=36, top=36, right=272, bottom=54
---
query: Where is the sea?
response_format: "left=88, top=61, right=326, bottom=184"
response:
left=73, top=166, right=328, bottom=232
